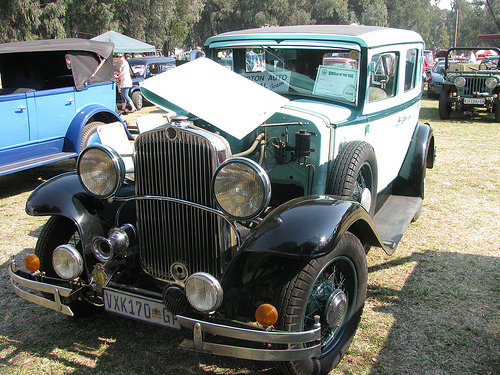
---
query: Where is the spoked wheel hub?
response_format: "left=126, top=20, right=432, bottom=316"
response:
left=325, top=290, right=347, bottom=328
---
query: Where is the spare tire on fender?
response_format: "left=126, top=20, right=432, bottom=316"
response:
left=326, top=141, right=377, bottom=216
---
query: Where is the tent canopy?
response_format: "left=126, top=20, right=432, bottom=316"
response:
left=91, top=30, right=155, bottom=54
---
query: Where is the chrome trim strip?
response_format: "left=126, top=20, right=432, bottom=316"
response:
left=177, top=315, right=322, bottom=361
left=8, top=259, right=74, bottom=316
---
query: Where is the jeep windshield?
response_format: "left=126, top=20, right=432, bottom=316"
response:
left=213, top=47, right=360, bottom=105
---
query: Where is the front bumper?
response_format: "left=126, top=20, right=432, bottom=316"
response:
left=9, top=256, right=322, bottom=361
left=8, top=256, right=78, bottom=316
left=177, top=315, right=322, bottom=361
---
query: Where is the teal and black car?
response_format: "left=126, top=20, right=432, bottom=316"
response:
left=9, top=25, right=435, bottom=375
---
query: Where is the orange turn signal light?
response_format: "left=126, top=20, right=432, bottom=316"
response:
left=24, top=254, right=40, bottom=273
left=255, top=303, right=278, bottom=327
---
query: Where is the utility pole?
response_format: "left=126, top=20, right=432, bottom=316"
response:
left=455, top=8, right=459, bottom=47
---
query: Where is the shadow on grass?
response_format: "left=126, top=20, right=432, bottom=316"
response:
left=0, top=159, right=76, bottom=199
left=368, top=250, right=500, bottom=374
left=2, top=250, right=499, bottom=374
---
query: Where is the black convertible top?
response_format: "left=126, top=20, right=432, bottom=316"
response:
left=0, top=38, right=114, bottom=58
left=0, top=38, right=115, bottom=90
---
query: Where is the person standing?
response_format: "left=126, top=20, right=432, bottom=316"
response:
left=114, top=53, right=137, bottom=113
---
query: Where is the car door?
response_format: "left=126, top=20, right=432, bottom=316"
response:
left=0, top=91, right=31, bottom=150
left=361, top=46, right=421, bottom=192
left=33, top=86, right=76, bottom=142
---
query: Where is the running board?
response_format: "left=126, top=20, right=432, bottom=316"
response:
left=0, top=152, right=77, bottom=176
left=373, top=195, right=422, bottom=254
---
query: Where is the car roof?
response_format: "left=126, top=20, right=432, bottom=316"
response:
left=206, top=25, right=424, bottom=48
left=128, top=56, right=176, bottom=64
left=0, top=38, right=114, bottom=59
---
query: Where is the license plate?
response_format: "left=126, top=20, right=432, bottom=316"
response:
left=463, top=98, right=485, bottom=105
left=104, top=288, right=181, bottom=329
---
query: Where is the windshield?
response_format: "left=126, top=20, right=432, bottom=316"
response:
left=213, top=47, right=360, bottom=105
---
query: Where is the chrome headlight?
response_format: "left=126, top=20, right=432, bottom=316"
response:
left=185, top=272, right=223, bottom=312
left=77, top=145, right=125, bottom=198
left=52, top=245, right=84, bottom=280
left=212, top=157, right=271, bottom=220
left=454, top=76, right=466, bottom=88
left=486, top=77, right=498, bottom=89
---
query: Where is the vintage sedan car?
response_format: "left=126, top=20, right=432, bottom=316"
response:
left=439, top=46, right=500, bottom=121
left=427, top=58, right=457, bottom=98
left=0, top=38, right=124, bottom=176
left=424, top=49, right=436, bottom=68
left=9, top=25, right=435, bottom=375
left=123, top=56, right=176, bottom=110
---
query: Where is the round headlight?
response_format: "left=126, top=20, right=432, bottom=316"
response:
left=52, top=245, right=84, bottom=280
left=454, top=76, right=466, bottom=88
left=185, top=272, right=223, bottom=312
left=212, top=157, right=271, bottom=220
left=486, top=77, right=498, bottom=89
left=77, top=145, right=125, bottom=198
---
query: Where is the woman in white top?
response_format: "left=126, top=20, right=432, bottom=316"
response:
left=114, top=54, right=137, bottom=113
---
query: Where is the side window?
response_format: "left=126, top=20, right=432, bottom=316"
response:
left=405, top=48, right=418, bottom=92
left=215, top=49, right=233, bottom=70
left=368, top=52, right=398, bottom=102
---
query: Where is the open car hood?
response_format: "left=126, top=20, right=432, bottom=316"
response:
left=140, top=58, right=289, bottom=140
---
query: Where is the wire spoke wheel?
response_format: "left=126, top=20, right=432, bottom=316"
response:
left=276, top=232, right=367, bottom=375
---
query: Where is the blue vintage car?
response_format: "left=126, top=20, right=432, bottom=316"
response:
left=427, top=59, right=457, bottom=98
left=10, top=25, right=435, bottom=375
left=0, top=38, right=124, bottom=176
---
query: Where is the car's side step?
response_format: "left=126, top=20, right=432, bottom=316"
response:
left=0, top=152, right=77, bottom=176
left=373, top=195, right=422, bottom=254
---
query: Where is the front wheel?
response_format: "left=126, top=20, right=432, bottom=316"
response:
left=131, top=90, right=143, bottom=110
left=276, top=232, right=368, bottom=375
left=35, top=216, right=101, bottom=317
left=80, top=121, right=104, bottom=151
left=495, top=103, right=500, bottom=123
left=438, top=89, right=452, bottom=120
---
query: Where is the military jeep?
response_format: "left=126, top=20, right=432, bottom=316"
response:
left=439, top=47, right=500, bottom=121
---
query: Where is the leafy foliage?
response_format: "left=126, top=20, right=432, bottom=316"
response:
left=0, top=0, right=499, bottom=54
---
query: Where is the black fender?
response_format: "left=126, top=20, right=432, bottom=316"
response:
left=26, top=172, right=136, bottom=257
left=239, top=195, right=384, bottom=258
left=393, top=122, right=435, bottom=198
left=220, top=194, right=386, bottom=320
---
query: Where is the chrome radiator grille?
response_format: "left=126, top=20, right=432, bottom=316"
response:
left=134, top=125, right=232, bottom=281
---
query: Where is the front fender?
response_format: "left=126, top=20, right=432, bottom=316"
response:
left=220, top=195, right=385, bottom=320
left=240, top=195, right=384, bottom=259
left=64, top=105, right=127, bottom=153
left=394, top=122, right=435, bottom=198
left=26, top=172, right=105, bottom=255
left=26, top=172, right=136, bottom=255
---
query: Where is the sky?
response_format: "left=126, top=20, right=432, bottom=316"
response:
left=437, top=0, right=452, bottom=10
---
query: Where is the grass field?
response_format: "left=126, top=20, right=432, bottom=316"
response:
left=0, top=98, right=499, bottom=374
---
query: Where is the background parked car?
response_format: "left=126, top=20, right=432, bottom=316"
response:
left=0, top=38, right=123, bottom=176
left=439, top=46, right=500, bottom=121
left=424, top=49, right=436, bottom=69
left=116, top=56, right=176, bottom=110
left=427, top=59, right=457, bottom=98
